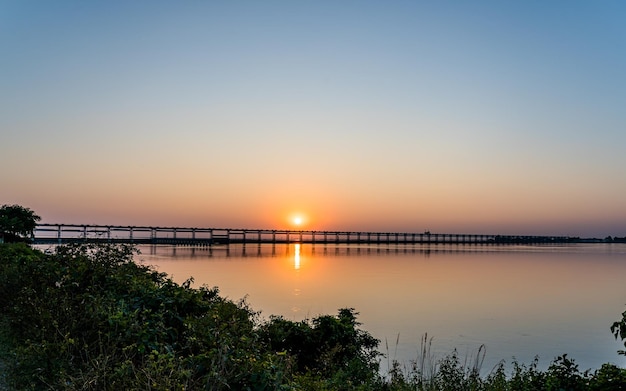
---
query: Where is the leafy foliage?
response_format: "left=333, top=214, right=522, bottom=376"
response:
left=613, top=308, right=626, bottom=356
left=260, top=308, right=380, bottom=388
left=0, top=204, right=41, bottom=241
left=0, top=243, right=380, bottom=390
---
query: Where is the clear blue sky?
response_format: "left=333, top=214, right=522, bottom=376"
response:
left=2, top=1, right=625, bottom=237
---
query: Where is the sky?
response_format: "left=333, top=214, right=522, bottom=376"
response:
left=2, top=1, right=626, bottom=237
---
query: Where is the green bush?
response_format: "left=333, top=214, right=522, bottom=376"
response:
left=0, top=243, right=381, bottom=390
left=588, top=363, right=626, bottom=390
left=0, top=204, right=41, bottom=241
left=260, top=308, right=380, bottom=388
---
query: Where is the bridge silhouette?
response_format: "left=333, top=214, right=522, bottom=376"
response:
left=34, top=224, right=576, bottom=246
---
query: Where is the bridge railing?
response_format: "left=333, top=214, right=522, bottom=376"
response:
left=32, top=224, right=576, bottom=246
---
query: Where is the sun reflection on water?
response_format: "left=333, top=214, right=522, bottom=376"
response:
left=294, top=243, right=301, bottom=270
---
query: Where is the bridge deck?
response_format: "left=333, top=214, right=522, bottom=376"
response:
left=33, top=224, right=576, bottom=246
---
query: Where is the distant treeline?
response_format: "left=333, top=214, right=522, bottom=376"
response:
left=604, top=236, right=626, bottom=243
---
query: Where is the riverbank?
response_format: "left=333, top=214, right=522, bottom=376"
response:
left=1, top=242, right=625, bottom=390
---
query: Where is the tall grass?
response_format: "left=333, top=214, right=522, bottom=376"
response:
left=383, top=334, right=626, bottom=391
left=385, top=333, right=490, bottom=390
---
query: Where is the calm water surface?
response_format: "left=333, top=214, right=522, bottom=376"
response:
left=138, top=243, right=626, bottom=373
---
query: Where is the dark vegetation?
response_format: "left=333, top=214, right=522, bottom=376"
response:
left=1, top=242, right=626, bottom=390
left=0, top=204, right=40, bottom=243
left=0, top=243, right=381, bottom=390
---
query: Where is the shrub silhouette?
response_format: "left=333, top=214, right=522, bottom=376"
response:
left=0, top=204, right=41, bottom=242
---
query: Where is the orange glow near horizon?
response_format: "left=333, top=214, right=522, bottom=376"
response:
left=21, top=181, right=626, bottom=237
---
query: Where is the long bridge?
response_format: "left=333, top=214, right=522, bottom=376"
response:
left=33, top=224, right=576, bottom=246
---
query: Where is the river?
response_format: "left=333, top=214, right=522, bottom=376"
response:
left=137, top=243, right=626, bottom=374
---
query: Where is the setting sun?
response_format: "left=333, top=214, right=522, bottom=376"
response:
left=287, top=212, right=308, bottom=228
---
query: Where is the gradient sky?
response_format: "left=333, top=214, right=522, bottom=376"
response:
left=2, top=1, right=626, bottom=237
